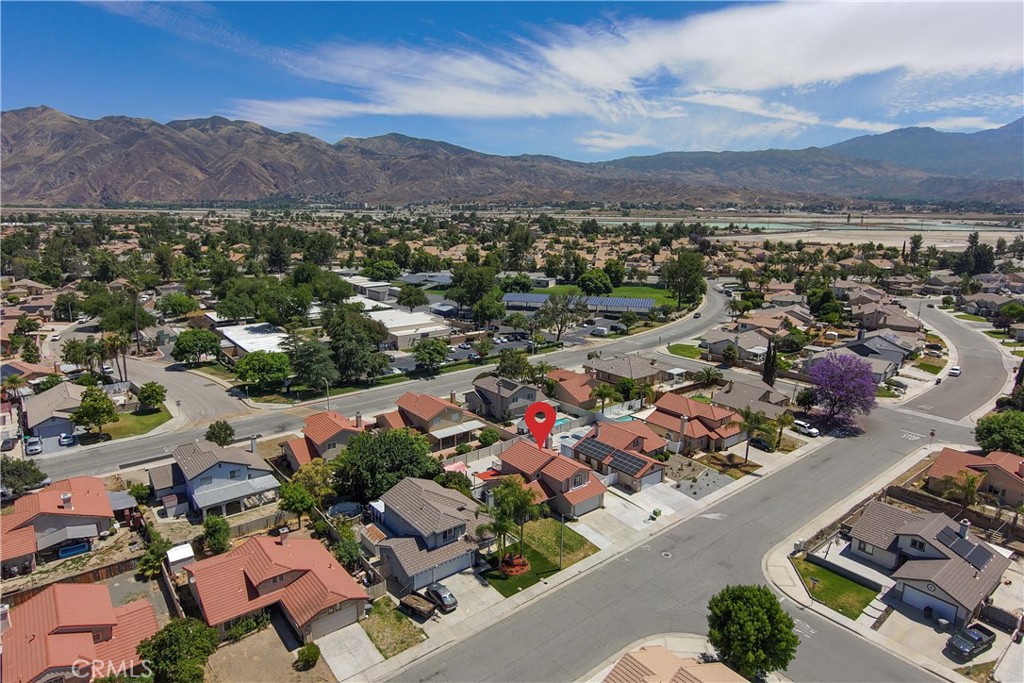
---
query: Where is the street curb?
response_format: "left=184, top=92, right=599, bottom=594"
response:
left=760, top=442, right=976, bottom=683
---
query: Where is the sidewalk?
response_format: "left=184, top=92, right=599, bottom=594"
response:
left=352, top=424, right=838, bottom=682
left=761, top=442, right=979, bottom=683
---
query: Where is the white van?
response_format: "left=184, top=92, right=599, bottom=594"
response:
left=793, top=420, right=820, bottom=437
left=590, top=327, right=609, bottom=337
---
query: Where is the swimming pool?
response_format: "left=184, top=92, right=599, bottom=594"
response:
left=614, top=416, right=634, bottom=422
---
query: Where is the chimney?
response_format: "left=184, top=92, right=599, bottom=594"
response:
left=355, top=411, right=363, bottom=428
left=959, top=519, right=971, bottom=540
left=1018, top=459, right=1024, bottom=478
left=278, top=526, right=290, bottom=546
left=60, top=492, right=72, bottom=510
left=249, top=435, right=257, bottom=453
left=594, top=422, right=601, bottom=439
left=449, top=390, right=457, bottom=404
left=0, top=604, right=10, bottom=636
left=679, top=415, right=689, bottom=440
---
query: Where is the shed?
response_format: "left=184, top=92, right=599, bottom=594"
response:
left=167, top=543, right=195, bottom=576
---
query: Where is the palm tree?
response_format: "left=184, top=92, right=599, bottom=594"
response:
left=1, top=374, right=26, bottom=400
left=103, top=336, right=123, bottom=381
left=497, top=476, right=545, bottom=560
left=775, top=413, right=795, bottom=447
left=942, top=472, right=982, bottom=517
left=637, top=381, right=655, bottom=408
left=531, top=361, right=554, bottom=386
left=738, top=407, right=772, bottom=465
left=590, top=383, right=622, bottom=413
left=83, top=338, right=105, bottom=375
left=60, top=338, right=87, bottom=368
left=111, top=331, right=132, bottom=381
left=696, top=366, right=723, bottom=388
left=476, top=506, right=516, bottom=576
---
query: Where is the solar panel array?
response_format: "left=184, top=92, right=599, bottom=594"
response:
left=935, top=526, right=993, bottom=570
left=501, top=292, right=656, bottom=312
left=575, top=437, right=649, bottom=477
left=502, top=293, right=550, bottom=304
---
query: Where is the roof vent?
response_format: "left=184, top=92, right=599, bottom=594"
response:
left=60, top=492, right=73, bottom=510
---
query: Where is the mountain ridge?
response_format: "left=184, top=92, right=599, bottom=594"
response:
left=2, top=106, right=1020, bottom=206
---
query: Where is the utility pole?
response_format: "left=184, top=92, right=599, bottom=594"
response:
left=559, top=513, right=565, bottom=569
left=324, top=378, right=331, bottom=412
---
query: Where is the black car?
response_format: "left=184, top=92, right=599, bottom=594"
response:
left=749, top=436, right=775, bottom=452
left=423, top=582, right=458, bottom=613
left=0, top=438, right=17, bottom=452
left=693, top=312, right=701, bottom=318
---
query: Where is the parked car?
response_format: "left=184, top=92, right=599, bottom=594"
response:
left=50, top=333, right=61, bottom=342
left=949, top=365, right=962, bottom=377
left=102, top=363, right=114, bottom=374
left=693, top=312, right=701, bottom=319
left=58, top=433, right=75, bottom=447
left=386, top=355, right=396, bottom=362
left=24, top=437, right=43, bottom=455
left=945, top=623, right=996, bottom=660
left=458, top=342, right=472, bottom=350
left=749, top=436, right=775, bottom=452
left=423, top=582, right=458, bottom=613
left=1, top=438, right=17, bottom=452
left=792, top=420, right=820, bottom=437
left=925, top=343, right=943, bottom=351
left=591, top=327, right=609, bottom=337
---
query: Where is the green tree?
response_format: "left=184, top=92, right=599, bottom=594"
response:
left=473, top=336, right=495, bottom=361
left=534, top=290, right=588, bottom=341
left=707, top=584, right=799, bottom=679
left=171, top=329, right=221, bottom=365
left=619, top=311, right=639, bottom=333
left=412, top=338, right=449, bottom=374
left=761, top=341, right=778, bottom=387
left=333, top=522, right=363, bottom=570
left=696, top=366, right=723, bottom=387
left=941, top=472, right=983, bottom=517
left=721, top=343, right=739, bottom=367
left=279, top=481, right=317, bottom=529
left=795, top=388, right=816, bottom=411
left=449, top=265, right=498, bottom=311
left=153, top=244, right=175, bottom=281
left=129, top=482, right=151, bottom=505
left=590, top=382, right=622, bottom=412
left=235, top=350, right=291, bottom=389
left=202, top=514, right=231, bottom=554
left=492, top=474, right=545, bottom=559
left=157, top=292, right=199, bottom=318
left=0, top=454, right=47, bottom=494
left=577, top=269, right=614, bottom=296
left=603, top=258, right=626, bottom=287
left=435, top=470, right=474, bottom=497
left=138, top=524, right=172, bottom=579
left=2, top=373, right=27, bottom=400
left=21, top=338, right=40, bottom=364
left=498, top=273, right=533, bottom=293
left=205, top=420, right=235, bottom=447
left=504, top=312, right=530, bottom=337
left=71, top=386, right=120, bottom=436
left=137, top=381, right=167, bottom=412
left=363, top=259, right=401, bottom=281
left=496, top=349, right=533, bottom=383
left=137, top=617, right=219, bottom=683
left=340, top=429, right=441, bottom=501
left=396, top=283, right=428, bottom=312
left=54, top=292, right=80, bottom=321
left=296, top=643, right=321, bottom=671
left=660, top=250, right=706, bottom=306
left=975, top=410, right=1024, bottom=455
left=293, top=459, right=336, bottom=506
left=738, top=407, right=772, bottom=465
left=775, top=413, right=795, bottom=447
left=292, top=339, right=340, bottom=396
left=479, top=427, right=501, bottom=447
left=472, top=291, right=506, bottom=329
left=477, top=504, right=516, bottom=574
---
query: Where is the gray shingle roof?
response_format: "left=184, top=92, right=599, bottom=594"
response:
left=377, top=535, right=478, bottom=580
left=23, top=382, right=86, bottom=429
left=172, top=440, right=270, bottom=481
left=148, top=463, right=186, bottom=492
left=380, top=478, right=486, bottom=538
left=849, top=500, right=923, bottom=552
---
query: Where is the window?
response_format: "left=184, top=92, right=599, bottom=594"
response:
left=271, top=575, right=283, bottom=584
left=229, top=469, right=240, bottom=480
left=200, top=476, right=212, bottom=486
left=326, top=442, right=337, bottom=451
left=572, top=473, right=585, bottom=489
left=442, top=528, right=456, bottom=541
left=910, top=538, right=926, bottom=551
left=857, top=540, right=874, bottom=555
left=432, top=417, right=441, bottom=426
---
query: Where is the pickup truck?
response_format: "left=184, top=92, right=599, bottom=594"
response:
left=945, top=623, right=996, bottom=660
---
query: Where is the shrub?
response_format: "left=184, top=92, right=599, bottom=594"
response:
left=455, top=443, right=472, bottom=455
left=202, top=515, right=231, bottom=554
left=478, top=427, right=500, bottom=447
left=227, top=612, right=270, bottom=642
left=128, top=482, right=150, bottom=505
left=296, top=643, right=321, bottom=670
left=311, top=519, right=332, bottom=540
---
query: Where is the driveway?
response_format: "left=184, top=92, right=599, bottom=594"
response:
left=417, top=568, right=505, bottom=637
left=317, top=622, right=384, bottom=682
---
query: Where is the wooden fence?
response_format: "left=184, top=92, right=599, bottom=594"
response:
left=229, top=510, right=297, bottom=539
left=885, top=486, right=1023, bottom=542
left=2, top=554, right=143, bottom=607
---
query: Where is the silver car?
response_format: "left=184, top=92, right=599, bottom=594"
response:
left=24, top=437, right=43, bottom=455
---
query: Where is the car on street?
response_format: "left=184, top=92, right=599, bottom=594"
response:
left=24, top=437, right=43, bottom=456
left=591, top=327, right=609, bottom=336
left=945, top=623, right=996, bottom=660
left=693, top=312, right=701, bottom=318
left=1, top=438, right=17, bottom=452
left=58, top=433, right=75, bottom=447
left=792, top=420, right=820, bottom=437
left=102, top=363, right=115, bottom=375
left=949, top=365, right=962, bottom=377
left=51, top=333, right=61, bottom=342
left=749, top=436, right=775, bottom=452
left=458, top=342, right=472, bottom=350
left=386, top=355, right=396, bottom=362
left=423, top=582, right=458, bottom=613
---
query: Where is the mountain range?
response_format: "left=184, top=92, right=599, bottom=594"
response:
left=1, top=106, right=1021, bottom=207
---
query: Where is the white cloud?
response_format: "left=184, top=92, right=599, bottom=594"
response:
left=914, top=116, right=1005, bottom=131
left=575, top=130, right=655, bottom=152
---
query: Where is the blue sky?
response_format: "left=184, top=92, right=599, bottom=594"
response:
left=3, top=2, right=1022, bottom=160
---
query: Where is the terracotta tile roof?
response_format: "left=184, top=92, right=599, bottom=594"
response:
left=94, top=600, right=160, bottom=673
left=540, top=453, right=587, bottom=482
left=546, top=368, right=600, bottom=403
left=0, top=514, right=37, bottom=560
left=603, top=646, right=746, bottom=683
left=711, top=422, right=743, bottom=440
left=524, top=478, right=553, bottom=502
left=303, top=411, right=364, bottom=445
left=562, top=476, right=607, bottom=506
left=185, top=535, right=368, bottom=628
left=362, top=523, right=388, bottom=545
left=9, top=476, right=113, bottom=522
left=645, top=408, right=685, bottom=433
left=376, top=409, right=409, bottom=430
left=0, top=584, right=157, bottom=683
left=973, top=450, right=1024, bottom=482
left=500, top=440, right=557, bottom=478
left=285, top=436, right=315, bottom=467
left=396, top=392, right=461, bottom=422
left=654, top=393, right=737, bottom=423
left=926, top=447, right=990, bottom=482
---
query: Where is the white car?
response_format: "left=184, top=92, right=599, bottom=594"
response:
left=25, top=437, right=43, bottom=456
left=793, top=420, right=820, bottom=437
left=51, top=333, right=61, bottom=342
left=102, top=363, right=114, bottom=375
left=949, top=366, right=962, bottom=377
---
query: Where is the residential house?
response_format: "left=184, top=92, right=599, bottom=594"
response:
left=712, top=380, right=790, bottom=420
left=881, top=275, right=922, bottom=296
left=804, top=347, right=897, bottom=383
left=848, top=500, right=1011, bottom=626
left=371, top=478, right=493, bottom=594
left=147, top=440, right=279, bottom=518
left=485, top=440, right=608, bottom=514
left=644, top=393, right=745, bottom=452
left=850, top=303, right=922, bottom=332
left=958, top=292, right=1013, bottom=318
left=923, top=273, right=961, bottom=296
left=21, top=382, right=84, bottom=439
left=603, top=645, right=746, bottom=683
left=465, top=376, right=537, bottom=422
left=186, top=534, right=369, bottom=642
left=582, top=356, right=678, bottom=386
left=9, top=278, right=52, bottom=297
left=1, top=477, right=116, bottom=576
left=1005, top=272, right=1024, bottom=295
left=375, top=392, right=485, bottom=451
left=765, top=291, right=806, bottom=307
left=923, top=447, right=1023, bottom=507
left=734, top=316, right=787, bottom=336
left=282, top=411, right=367, bottom=471
left=700, top=329, right=770, bottom=363
left=838, top=329, right=918, bottom=367
left=572, top=423, right=666, bottom=491
left=1012, top=323, right=1024, bottom=343
left=0, top=584, right=159, bottom=683
left=547, top=368, right=602, bottom=410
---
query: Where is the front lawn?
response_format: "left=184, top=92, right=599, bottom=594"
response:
left=361, top=598, right=426, bottom=659
left=955, top=313, right=988, bottom=322
left=523, top=517, right=598, bottom=567
left=668, top=343, right=703, bottom=359
left=700, top=452, right=761, bottom=479
left=82, top=404, right=171, bottom=443
left=482, top=543, right=559, bottom=598
left=914, top=360, right=945, bottom=374
left=791, top=556, right=877, bottom=619
left=876, top=386, right=901, bottom=398
left=954, top=661, right=997, bottom=683
left=193, top=362, right=241, bottom=384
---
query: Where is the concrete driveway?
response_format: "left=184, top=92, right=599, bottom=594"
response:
left=317, top=622, right=383, bottom=682
left=418, top=568, right=504, bottom=636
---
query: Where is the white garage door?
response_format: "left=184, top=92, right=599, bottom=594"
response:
left=309, top=601, right=359, bottom=641
left=901, top=585, right=957, bottom=623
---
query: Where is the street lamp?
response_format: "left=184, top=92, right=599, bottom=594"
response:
left=323, top=377, right=331, bottom=412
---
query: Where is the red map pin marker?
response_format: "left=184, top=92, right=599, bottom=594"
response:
left=524, top=402, right=556, bottom=451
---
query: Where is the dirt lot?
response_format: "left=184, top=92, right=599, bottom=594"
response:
left=144, top=500, right=290, bottom=546
left=662, top=452, right=707, bottom=481
left=206, top=622, right=337, bottom=683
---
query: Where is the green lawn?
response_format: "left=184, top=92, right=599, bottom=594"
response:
left=668, top=343, right=703, bottom=359
left=482, top=543, right=560, bottom=598
left=87, top=404, right=171, bottom=442
left=791, top=556, right=878, bottom=619
left=984, top=330, right=1010, bottom=339
left=914, top=360, right=945, bottom=374
left=876, top=387, right=901, bottom=398
left=690, top=394, right=712, bottom=404
left=523, top=518, right=598, bottom=567
left=532, top=284, right=677, bottom=308
left=361, top=599, right=426, bottom=659
left=955, top=313, right=988, bottom=322
left=193, top=362, right=241, bottom=384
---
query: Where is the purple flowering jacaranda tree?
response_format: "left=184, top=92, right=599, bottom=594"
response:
left=809, top=352, right=878, bottom=421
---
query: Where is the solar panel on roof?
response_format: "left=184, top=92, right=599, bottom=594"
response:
left=609, top=450, right=647, bottom=476
left=936, top=527, right=959, bottom=548
left=576, top=437, right=647, bottom=476
left=502, top=293, right=550, bottom=304
left=950, top=536, right=974, bottom=558
left=964, top=545, right=993, bottom=570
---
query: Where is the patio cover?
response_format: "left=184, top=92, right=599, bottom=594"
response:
left=431, top=420, right=486, bottom=440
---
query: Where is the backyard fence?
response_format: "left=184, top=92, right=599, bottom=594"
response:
left=885, top=485, right=1024, bottom=542
left=229, top=510, right=297, bottom=539
left=2, top=554, right=143, bottom=608
left=160, top=559, right=186, bottom=619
